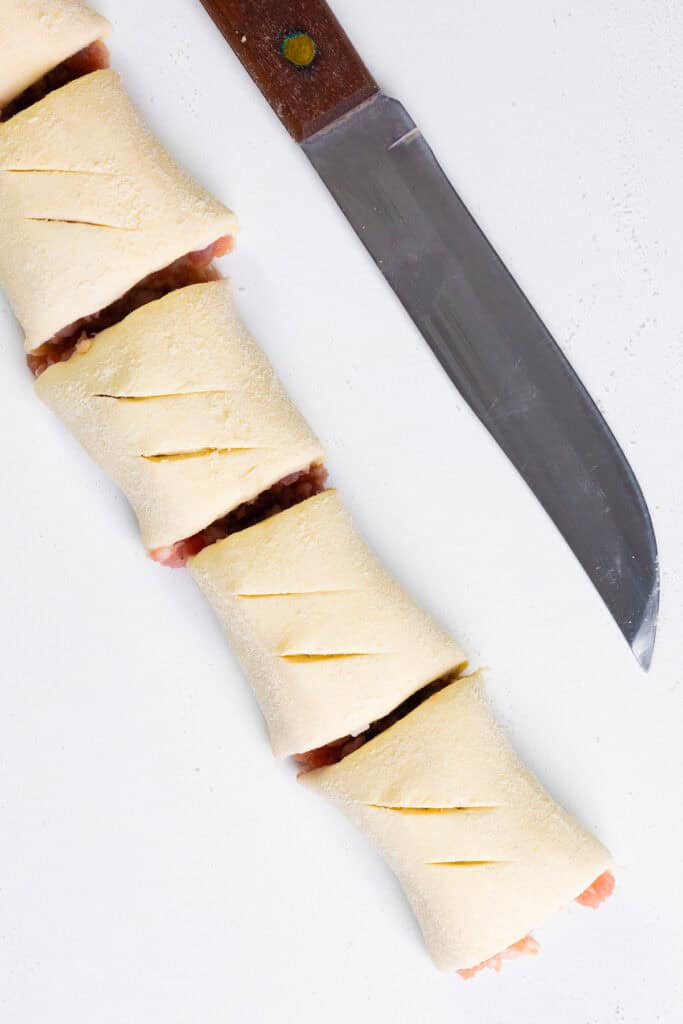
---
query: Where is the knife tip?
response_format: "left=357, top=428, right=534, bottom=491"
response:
left=628, top=580, right=659, bottom=672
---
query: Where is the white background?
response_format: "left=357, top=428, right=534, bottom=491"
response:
left=1, top=1, right=682, bottom=1021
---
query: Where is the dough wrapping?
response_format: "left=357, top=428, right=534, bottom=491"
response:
left=301, top=671, right=612, bottom=972
left=35, top=280, right=324, bottom=549
left=0, top=0, right=111, bottom=107
left=0, top=69, right=237, bottom=351
left=189, top=490, right=467, bottom=757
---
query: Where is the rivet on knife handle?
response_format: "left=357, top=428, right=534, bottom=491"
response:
left=198, top=0, right=379, bottom=141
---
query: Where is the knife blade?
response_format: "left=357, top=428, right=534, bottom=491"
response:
left=198, top=0, right=659, bottom=669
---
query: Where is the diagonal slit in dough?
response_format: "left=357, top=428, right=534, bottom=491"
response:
left=141, top=447, right=266, bottom=463
left=278, top=653, right=377, bottom=664
left=95, top=390, right=229, bottom=402
left=24, top=216, right=139, bottom=231
left=426, top=860, right=509, bottom=867
left=3, top=168, right=116, bottom=176
left=366, top=804, right=500, bottom=813
left=237, top=591, right=354, bottom=600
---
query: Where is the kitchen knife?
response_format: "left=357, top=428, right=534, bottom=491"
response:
left=198, top=0, right=659, bottom=669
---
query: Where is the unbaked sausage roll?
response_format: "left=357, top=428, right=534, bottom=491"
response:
left=301, top=671, right=613, bottom=976
left=189, top=490, right=467, bottom=758
left=0, top=68, right=237, bottom=358
left=2, top=1, right=616, bottom=982
left=0, top=0, right=110, bottom=111
left=35, top=280, right=325, bottom=554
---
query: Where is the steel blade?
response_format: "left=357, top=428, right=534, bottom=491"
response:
left=303, top=95, right=659, bottom=669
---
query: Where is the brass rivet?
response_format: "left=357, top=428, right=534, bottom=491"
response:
left=282, top=31, right=317, bottom=68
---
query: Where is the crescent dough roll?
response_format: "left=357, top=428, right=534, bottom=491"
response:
left=0, top=0, right=110, bottom=107
left=35, top=280, right=324, bottom=550
left=301, top=671, right=612, bottom=973
left=189, top=490, right=467, bottom=757
left=0, top=69, right=237, bottom=351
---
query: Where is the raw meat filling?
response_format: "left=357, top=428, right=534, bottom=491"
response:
left=293, top=675, right=456, bottom=772
left=0, top=40, right=111, bottom=122
left=457, top=872, right=615, bottom=978
left=457, top=935, right=541, bottom=980
left=149, top=463, right=329, bottom=568
left=575, top=869, right=615, bottom=908
left=27, top=237, right=233, bottom=377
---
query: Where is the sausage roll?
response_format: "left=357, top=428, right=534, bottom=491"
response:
left=0, top=0, right=110, bottom=109
left=189, top=490, right=467, bottom=758
left=35, top=280, right=325, bottom=552
left=2, top=1, right=617, bottom=982
left=301, top=671, right=613, bottom=974
left=0, top=68, right=237, bottom=353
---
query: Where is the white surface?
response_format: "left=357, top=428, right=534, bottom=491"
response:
left=0, top=1, right=681, bottom=1020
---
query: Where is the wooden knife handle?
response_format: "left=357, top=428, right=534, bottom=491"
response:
left=198, top=0, right=378, bottom=141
